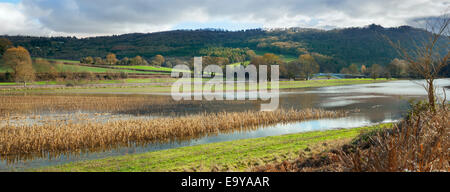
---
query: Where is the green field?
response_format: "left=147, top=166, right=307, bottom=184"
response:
left=1, top=62, right=164, bottom=74
left=228, top=51, right=296, bottom=67
left=1, top=57, right=170, bottom=74
left=0, top=78, right=179, bottom=86
left=37, top=123, right=392, bottom=172
left=255, top=50, right=298, bottom=62
left=1, top=78, right=393, bottom=93
left=115, top=65, right=175, bottom=72
left=36, top=58, right=174, bottom=72
left=55, top=64, right=162, bottom=74
left=0, top=65, right=12, bottom=73
left=229, top=61, right=250, bottom=66
left=44, top=58, right=81, bottom=64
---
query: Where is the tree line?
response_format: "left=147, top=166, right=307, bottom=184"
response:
left=80, top=53, right=165, bottom=66
left=80, top=47, right=257, bottom=69
left=255, top=53, right=422, bottom=80
left=0, top=38, right=131, bottom=86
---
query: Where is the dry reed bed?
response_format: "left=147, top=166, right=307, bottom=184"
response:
left=0, top=109, right=346, bottom=161
left=0, top=94, right=173, bottom=116
left=0, top=94, right=258, bottom=117
left=338, top=105, right=449, bottom=172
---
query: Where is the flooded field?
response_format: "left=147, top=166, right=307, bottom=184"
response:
left=0, top=79, right=449, bottom=171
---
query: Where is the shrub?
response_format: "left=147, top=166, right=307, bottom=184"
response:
left=60, top=71, right=74, bottom=80
left=104, top=70, right=120, bottom=80
left=65, top=82, right=75, bottom=87
left=254, top=104, right=449, bottom=172
left=119, top=71, right=128, bottom=79
left=0, top=72, right=13, bottom=82
left=80, top=71, right=95, bottom=80
left=339, top=105, right=448, bottom=172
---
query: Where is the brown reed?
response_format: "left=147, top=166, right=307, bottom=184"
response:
left=0, top=94, right=173, bottom=116
left=0, top=108, right=346, bottom=162
left=337, top=104, right=449, bottom=172
left=0, top=94, right=259, bottom=117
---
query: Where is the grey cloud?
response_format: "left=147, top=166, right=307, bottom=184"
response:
left=11, top=0, right=450, bottom=36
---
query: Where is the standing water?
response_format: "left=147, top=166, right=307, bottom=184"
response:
left=1, top=79, right=449, bottom=171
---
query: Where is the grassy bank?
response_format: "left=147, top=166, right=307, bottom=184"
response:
left=37, top=123, right=393, bottom=172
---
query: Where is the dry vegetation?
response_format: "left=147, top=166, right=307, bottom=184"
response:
left=254, top=104, right=449, bottom=172
left=0, top=94, right=174, bottom=116
left=0, top=108, right=346, bottom=163
left=0, top=94, right=263, bottom=117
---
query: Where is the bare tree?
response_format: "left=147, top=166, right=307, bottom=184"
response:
left=387, top=14, right=449, bottom=111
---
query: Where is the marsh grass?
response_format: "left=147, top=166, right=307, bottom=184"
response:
left=0, top=108, right=346, bottom=163
left=0, top=94, right=263, bottom=118
left=337, top=104, right=449, bottom=172
left=0, top=94, right=173, bottom=116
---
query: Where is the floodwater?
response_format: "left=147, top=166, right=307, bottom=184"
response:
left=1, top=79, right=449, bottom=171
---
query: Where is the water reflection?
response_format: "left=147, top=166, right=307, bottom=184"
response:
left=1, top=79, right=449, bottom=171
left=0, top=115, right=397, bottom=171
left=310, top=79, right=450, bottom=97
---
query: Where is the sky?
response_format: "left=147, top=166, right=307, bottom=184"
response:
left=0, top=0, right=448, bottom=37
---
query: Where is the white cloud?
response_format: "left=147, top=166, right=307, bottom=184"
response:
left=1, top=0, right=448, bottom=37
left=0, top=2, right=46, bottom=36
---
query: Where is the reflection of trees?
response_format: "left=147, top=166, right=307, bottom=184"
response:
left=364, top=98, right=410, bottom=123
left=279, top=91, right=319, bottom=109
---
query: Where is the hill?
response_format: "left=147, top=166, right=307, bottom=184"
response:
left=2, top=24, right=447, bottom=73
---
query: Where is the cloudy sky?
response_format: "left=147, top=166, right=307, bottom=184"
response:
left=0, top=0, right=448, bottom=37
